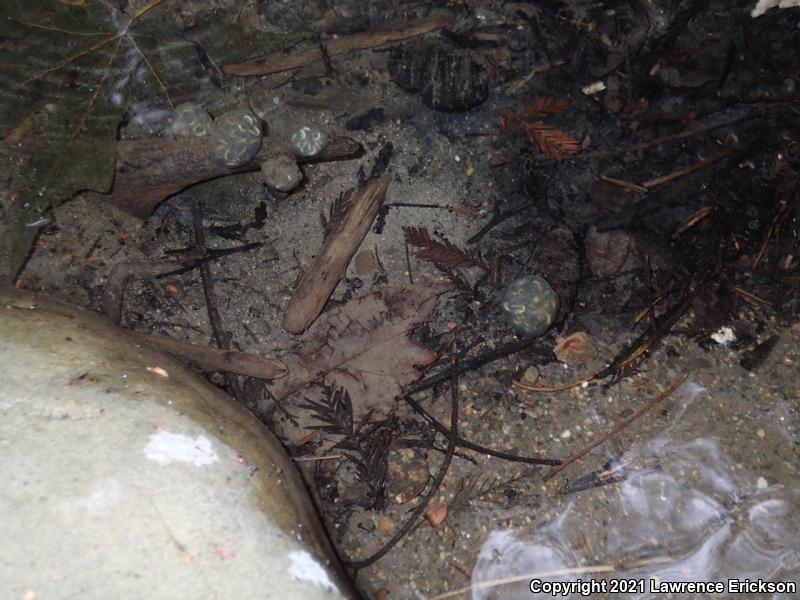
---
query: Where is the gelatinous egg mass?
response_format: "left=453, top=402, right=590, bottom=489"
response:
left=261, top=154, right=303, bottom=192
left=291, top=126, right=329, bottom=157
left=167, top=102, right=212, bottom=137
left=209, top=110, right=263, bottom=168
left=501, top=275, right=559, bottom=337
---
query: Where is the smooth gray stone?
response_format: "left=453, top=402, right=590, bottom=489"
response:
left=0, top=287, right=354, bottom=599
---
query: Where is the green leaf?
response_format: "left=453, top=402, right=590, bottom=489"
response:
left=0, top=0, right=301, bottom=280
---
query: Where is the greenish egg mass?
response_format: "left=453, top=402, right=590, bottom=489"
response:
left=501, top=275, right=559, bottom=337
left=291, top=126, right=329, bottom=157
left=209, top=109, right=263, bottom=168
left=167, top=102, right=213, bottom=137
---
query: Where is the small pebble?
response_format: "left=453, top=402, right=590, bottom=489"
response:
left=756, top=428, right=766, bottom=438
left=377, top=515, right=396, bottom=534
left=756, top=476, right=768, bottom=489
left=520, top=366, right=540, bottom=385
left=561, top=430, right=571, bottom=439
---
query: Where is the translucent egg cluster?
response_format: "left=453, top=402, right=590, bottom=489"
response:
left=290, top=126, right=329, bottom=157
left=166, top=102, right=212, bottom=137
left=209, top=110, right=262, bottom=168
left=501, top=275, right=559, bottom=337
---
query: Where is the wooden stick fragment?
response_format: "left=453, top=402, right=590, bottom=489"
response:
left=597, top=174, right=648, bottom=193
left=128, top=330, right=288, bottom=379
left=671, top=206, right=712, bottom=239
left=222, top=15, right=456, bottom=77
left=283, top=177, right=391, bottom=334
left=642, top=149, right=730, bottom=189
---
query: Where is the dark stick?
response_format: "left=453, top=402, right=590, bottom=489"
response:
left=467, top=201, right=534, bottom=245
left=408, top=336, right=552, bottom=395
left=222, top=15, right=456, bottom=77
left=346, top=356, right=460, bottom=571
left=404, top=395, right=561, bottom=466
left=192, top=200, right=244, bottom=402
left=543, top=372, right=688, bottom=481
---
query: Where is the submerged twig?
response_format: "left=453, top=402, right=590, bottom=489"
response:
left=222, top=15, right=456, bottom=77
left=405, top=395, right=560, bottom=466
left=103, top=259, right=193, bottom=325
left=128, top=330, right=287, bottom=379
left=428, top=556, right=675, bottom=600
left=543, top=372, right=688, bottom=482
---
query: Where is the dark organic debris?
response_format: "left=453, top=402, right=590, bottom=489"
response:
left=299, top=387, right=392, bottom=509
left=345, top=108, right=387, bottom=132
left=529, top=223, right=581, bottom=326
left=388, top=40, right=489, bottom=112
left=739, top=335, right=780, bottom=372
left=346, top=358, right=461, bottom=571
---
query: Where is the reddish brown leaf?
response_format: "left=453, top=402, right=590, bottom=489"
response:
left=403, top=226, right=484, bottom=269
left=498, top=97, right=582, bottom=159
left=320, top=188, right=354, bottom=237
left=524, top=121, right=581, bottom=160
left=520, top=97, right=570, bottom=120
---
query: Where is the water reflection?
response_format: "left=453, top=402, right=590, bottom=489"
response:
left=470, top=383, right=800, bottom=599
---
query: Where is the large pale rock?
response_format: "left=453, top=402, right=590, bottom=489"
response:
left=0, top=287, right=354, bottom=599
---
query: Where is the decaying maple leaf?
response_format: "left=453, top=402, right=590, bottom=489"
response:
left=267, top=284, right=451, bottom=419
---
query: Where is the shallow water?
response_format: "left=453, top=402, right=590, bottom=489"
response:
left=471, top=382, right=800, bottom=599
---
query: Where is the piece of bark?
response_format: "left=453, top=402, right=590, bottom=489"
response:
left=283, top=176, right=390, bottom=334
left=222, top=15, right=456, bottom=77
left=107, top=136, right=363, bottom=219
left=128, top=330, right=288, bottom=380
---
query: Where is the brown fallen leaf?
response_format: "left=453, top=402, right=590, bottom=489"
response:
left=553, top=332, right=598, bottom=367
left=268, top=284, right=451, bottom=419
